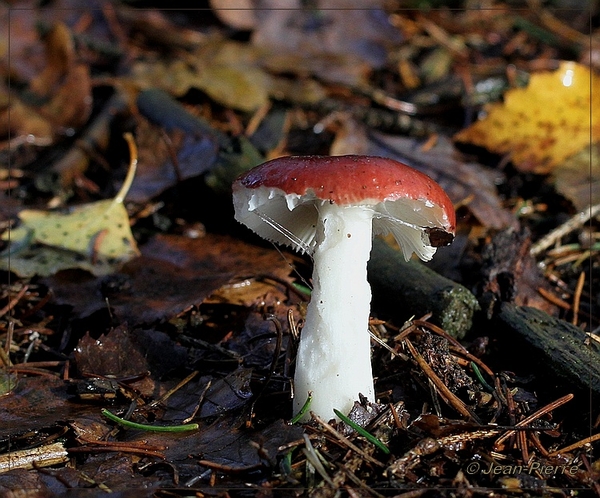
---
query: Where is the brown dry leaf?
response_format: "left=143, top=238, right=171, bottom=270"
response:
left=41, top=63, right=92, bottom=130
left=74, top=326, right=148, bottom=378
left=553, top=144, right=600, bottom=210
left=41, top=232, right=295, bottom=324
left=454, top=61, right=600, bottom=173
left=0, top=21, right=92, bottom=148
left=28, top=22, right=75, bottom=97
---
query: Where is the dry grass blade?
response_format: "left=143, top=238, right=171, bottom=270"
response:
left=302, top=434, right=334, bottom=486
left=530, top=204, right=600, bottom=257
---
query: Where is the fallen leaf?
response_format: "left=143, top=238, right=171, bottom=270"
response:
left=0, top=376, right=87, bottom=436
left=40, top=232, right=295, bottom=324
left=251, top=0, right=399, bottom=71
left=182, top=418, right=303, bottom=470
left=129, top=124, right=219, bottom=204
left=1, top=197, right=139, bottom=277
left=23, top=22, right=92, bottom=133
left=198, top=369, right=253, bottom=418
left=454, top=61, right=600, bottom=173
left=74, top=326, right=148, bottom=378
left=553, top=144, right=600, bottom=211
left=0, top=91, right=54, bottom=145
left=194, top=64, right=270, bottom=113
left=1, top=147, right=139, bottom=277
left=40, top=63, right=92, bottom=130
left=130, top=54, right=271, bottom=113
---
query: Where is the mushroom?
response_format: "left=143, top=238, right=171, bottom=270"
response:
left=232, top=155, right=455, bottom=420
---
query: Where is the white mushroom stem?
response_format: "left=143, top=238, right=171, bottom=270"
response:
left=293, top=202, right=375, bottom=421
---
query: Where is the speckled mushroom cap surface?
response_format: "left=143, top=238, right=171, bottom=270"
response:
left=232, top=155, right=456, bottom=260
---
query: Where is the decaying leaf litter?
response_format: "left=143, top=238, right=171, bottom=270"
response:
left=1, top=1, right=599, bottom=495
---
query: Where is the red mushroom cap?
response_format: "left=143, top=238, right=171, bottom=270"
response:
left=233, top=155, right=455, bottom=260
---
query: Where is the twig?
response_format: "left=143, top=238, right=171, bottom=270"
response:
left=77, top=437, right=166, bottom=451
left=526, top=0, right=590, bottom=46
left=404, top=339, right=480, bottom=422
left=338, top=462, right=386, bottom=498
left=548, top=431, right=600, bottom=456
left=146, top=370, right=200, bottom=410
left=494, top=393, right=573, bottom=450
left=537, top=287, right=571, bottom=310
left=0, top=284, right=29, bottom=318
left=8, top=366, right=60, bottom=378
left=530, top=203, right=600, bottom=257
left=572, top=271, right=585, bottom=326
left=197, top=459, right=264, bottom=474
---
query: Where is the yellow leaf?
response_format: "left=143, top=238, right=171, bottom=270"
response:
left=0, top=133, right=140, bottom=277
left=1, top=199, right=139, bottom=277
left=454, top=61, right=600, bottom=173
left=194, top=64, right=270, bottom=112
left=23, top=200, right=137, bottom=259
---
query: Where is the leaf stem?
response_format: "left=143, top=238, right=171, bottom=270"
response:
left=114, top=132, right=138, bottom=204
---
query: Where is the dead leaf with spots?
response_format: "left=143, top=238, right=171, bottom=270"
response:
left=0, top=135, right=140, bottom=277
left=454, top=61, right=600, bottom=173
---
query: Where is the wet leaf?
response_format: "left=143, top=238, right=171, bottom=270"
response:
left=131, top=329, right=188, bottom=380
left=198, top=369, right=253, bottom=418
left=74, top=326, right=148, bottom=378
left=129, top=125, right=219, bottom=204
left=455, top=61, right=600, bottom=173
left=0, top=376, right=80, bottom=436
left=190, top=418, right=303, bottom=470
